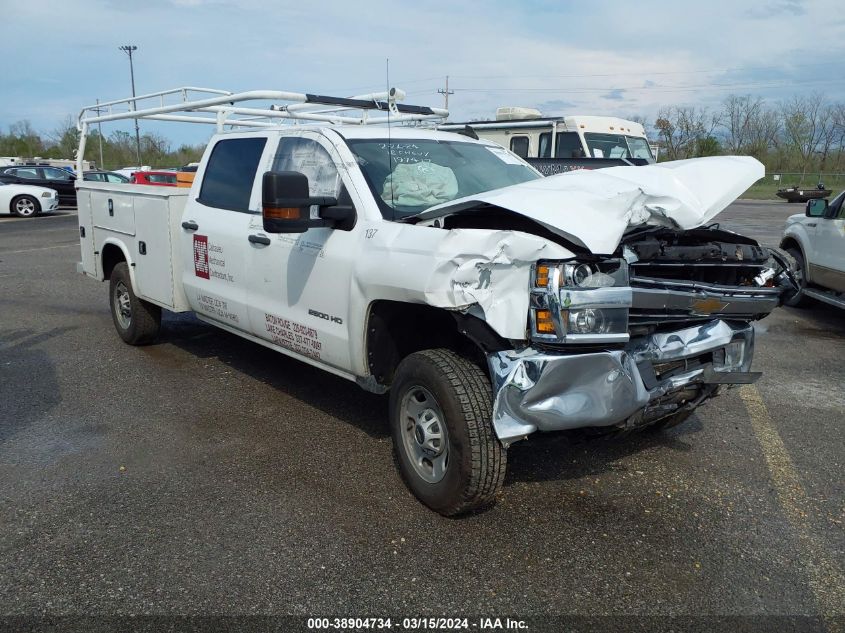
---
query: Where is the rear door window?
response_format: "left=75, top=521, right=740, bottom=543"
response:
left=42, top=167, right=74, bottom=180
left=198, top=137, right=268, bottom=212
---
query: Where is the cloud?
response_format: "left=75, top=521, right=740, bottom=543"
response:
left=535, top=99, right=578, bottom=113
left=602, top=89, right=626, bottom=101
left=745, top=0, right=806, bottom=18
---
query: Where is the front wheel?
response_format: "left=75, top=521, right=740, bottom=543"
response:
left=11, top=195, right=40, bottom=217
left=109, top=262, right=161, bottom=345
left=389, top=349, right=506, bottom=516
left=784, top=247, right=811, bottom=308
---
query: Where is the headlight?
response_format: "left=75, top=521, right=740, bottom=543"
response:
left=41, top=192, right=53, bottom=198
left=530, top=259, right=632, bottom=344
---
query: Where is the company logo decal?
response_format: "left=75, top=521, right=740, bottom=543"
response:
left=193, top=234, right=210, bottom=279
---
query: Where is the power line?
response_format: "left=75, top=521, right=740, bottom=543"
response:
left=448, top=61, right=843, bottom=81
left=450, top=76, right=845, bottom=94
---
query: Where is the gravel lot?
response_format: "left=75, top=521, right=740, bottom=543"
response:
left=0, top=201, right=842, bottom=632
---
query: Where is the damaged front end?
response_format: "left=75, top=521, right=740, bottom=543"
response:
left=488, top=225, right=796, bottom=445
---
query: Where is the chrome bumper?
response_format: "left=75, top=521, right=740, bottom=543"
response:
left=488, top=319, right=757, bottom=445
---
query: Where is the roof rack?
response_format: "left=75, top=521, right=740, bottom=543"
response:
left=78, top=86, right=446, bottom=130
left=76, top=86, right=448, bottom=174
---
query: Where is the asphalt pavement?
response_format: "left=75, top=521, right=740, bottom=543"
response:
left=0, top=202, right=842, bottom=632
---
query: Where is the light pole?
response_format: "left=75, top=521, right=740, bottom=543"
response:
left=119, top=45, right=142, bottom=167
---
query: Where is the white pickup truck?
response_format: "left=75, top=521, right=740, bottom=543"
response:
left=781, top=193, right=845, bottom=310
left=75, top=87, right=795, bottom=515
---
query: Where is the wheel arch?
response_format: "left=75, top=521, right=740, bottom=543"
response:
left=9, top=193, right=40, bottom=214
left=100, top=240, right=135, bottom=284
left=779, top=234, right=804, bottom=255
left=364, top=300, right=511, bottom=388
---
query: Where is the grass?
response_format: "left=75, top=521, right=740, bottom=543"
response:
left=740, top=174, right=845, bottom=200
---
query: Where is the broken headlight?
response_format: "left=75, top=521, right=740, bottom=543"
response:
left=530, top=259, right=632, bottom=344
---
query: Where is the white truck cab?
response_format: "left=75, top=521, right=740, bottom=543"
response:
left=781, top=191, right=845, bottom=309
left=75, top=87, right=794, bottom=515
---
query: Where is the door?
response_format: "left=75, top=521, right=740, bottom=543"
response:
left=811, top=194, right=845, bottom=292
left=246, top=132, right=358, bottom=372
left=39, top=167, right=77, bottom=204
left=180, top=135, right=269, bottom=333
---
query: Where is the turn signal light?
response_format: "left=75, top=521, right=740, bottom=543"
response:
left=263, top=206, right=301, bottom=220
left=535, top=264, right=550, bottom=287
left=535, top=309, right=555, bottom=334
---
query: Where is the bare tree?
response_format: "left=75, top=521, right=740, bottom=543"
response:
left=655, top=106, right=721, bottom=160
left=779, top=93, right=831, bottom=170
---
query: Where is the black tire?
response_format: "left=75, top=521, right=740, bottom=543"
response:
left=784, top=247, right=811, bottom=308
left=109, top=262, right=161, bottom=345
left=389, top=349, right=506, bottom=516
left=10, top=195, right=41, bottom=217
left=651, top=409, right=694, bottom=431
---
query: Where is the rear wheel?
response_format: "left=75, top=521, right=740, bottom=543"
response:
left=389, top=349, right=506, bottom=516
left=109, top=262, right=161, bottom=345
left=784, top=247, right=811, bottom=308
left=11, top=195, right=40, bottom=217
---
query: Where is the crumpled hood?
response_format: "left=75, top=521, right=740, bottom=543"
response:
left=416, top=156, right=764, bottom=254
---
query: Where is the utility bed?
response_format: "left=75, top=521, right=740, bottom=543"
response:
left=77, top=182, right=191, bottom=312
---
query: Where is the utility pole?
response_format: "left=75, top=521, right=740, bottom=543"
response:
left=93, top=98, right=105, bottom=170
left=119, top=45, right=142, bottom=167
left=438, top=75, right=454, bottom=111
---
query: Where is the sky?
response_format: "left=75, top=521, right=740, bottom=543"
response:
left=1, top=0, right=844, bottom=147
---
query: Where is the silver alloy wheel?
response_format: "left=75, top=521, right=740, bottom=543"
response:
left=113, top=281, right=132, bottom=330
left=14, top=197, right=36, bottom=216
left=399, top=385, right=449, bottom=484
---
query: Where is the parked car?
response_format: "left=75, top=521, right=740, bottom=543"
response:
left=83, top=170, right=130, bottom=183
left=0, top=181, right=59, bottom=217
left=780, top=192, right=845, bottom=310
left=0, top=165, right=76, bottom=206
left=113, top=166, right=152, bottom=180
left=131, top=171, right=177, bottom=186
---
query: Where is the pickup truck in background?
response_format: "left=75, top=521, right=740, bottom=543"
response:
left=75, top=87, right=795, bottom=516
left=781, top=192, right=845, bottom=310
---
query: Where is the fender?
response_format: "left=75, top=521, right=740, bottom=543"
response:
left=99, top=238, right=136, bottom=287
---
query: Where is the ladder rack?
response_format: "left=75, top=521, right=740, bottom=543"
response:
left=76, top=86, right=448, bottom=174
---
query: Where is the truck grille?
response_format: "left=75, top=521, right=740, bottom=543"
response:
left=629, top=273, right=780, bottom=331
left=623, top=227, right=779, bottom=334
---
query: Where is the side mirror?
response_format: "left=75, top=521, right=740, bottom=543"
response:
left=262, top=171, right=355, bottom=233
left=806, top=198, right=828, bottom=218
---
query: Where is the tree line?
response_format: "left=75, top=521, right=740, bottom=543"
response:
left=640, top=93, right=845, bottom=175
left=0, top=116, right=205, bottom=170
left=2, top=92, right=845, bottom=175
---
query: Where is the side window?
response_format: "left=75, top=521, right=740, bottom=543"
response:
left=43, top=167, right=73, bottom=180
left=272, top=137, right=340, bottom=197
left=106, top=174, right=125, bottom=183
left=11, top=168, right=38, bottom=179
left=509, top=136, right=529, bottom=159
left=538, top=132, right=552, bottom=158
left=555, top=133, right=584, bottom=158
left=198, top=137, right=267, bottom=212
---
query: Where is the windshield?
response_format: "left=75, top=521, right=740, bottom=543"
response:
left=345, top=138, right=540, bottom=219
left=583, top=133, right=654, bottom=162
